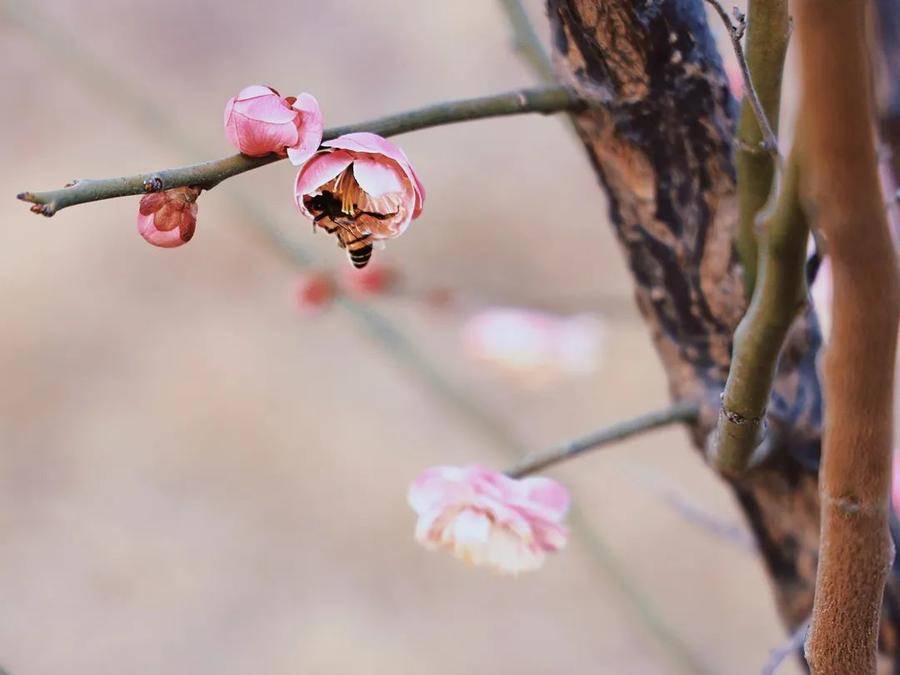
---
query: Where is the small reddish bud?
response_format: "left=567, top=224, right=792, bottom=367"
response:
left=340, top=263, right=400, bottom=297
left=295, top=271, right=337, bottom=314
left=136, top=186, right=200, bottom=248
left=224, top=85, right=323, bottom=165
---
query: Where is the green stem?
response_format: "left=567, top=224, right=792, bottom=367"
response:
left=708, top=147, right=809, bottom=476
left=735, top=0, right=790, bottom=295
left=18, top=85, right=582, bottom=216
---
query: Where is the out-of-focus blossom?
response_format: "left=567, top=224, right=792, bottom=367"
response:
left=726, top=63, right=743, bottom=100
left=295, top=271, right=336, bottom=314
left=462, top=307, right=604, bottom=383
left=224, top=85, right=323, bottom=164
left=408, top=464, right=569, bottom=574
left=339, top=262, right=400, bottom=297
left=136, top=187, right=200, bottom=248
left=892, top=451, right=900, bottom=515
left=810, top=255, right=832, bottom=339
left=295, top=132, right=424, bottom=268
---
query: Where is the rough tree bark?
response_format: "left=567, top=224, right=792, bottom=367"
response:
left=545, top=0, right=900, bottom=667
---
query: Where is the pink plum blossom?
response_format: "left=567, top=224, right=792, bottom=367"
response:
left=136, top=187, right=200, bottom=248
left=408, top=464, right=569, bottom=574
left=294, top=132, right=424, bottom=268
left=224, top=85, right=323, bottom=164
left=462, top=307, right=604, bottom=384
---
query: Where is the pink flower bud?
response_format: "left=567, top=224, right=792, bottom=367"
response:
left=136, top=187, right=200, bottom=248
left=224, top=85, right=323, bottom=165
left=339, top=262, right=400, bottom=297
left=295, top=271, right=336, bottom=314
left=295, top=132, right=425, bottom=268
left=408, top=464, right=569, bottom=574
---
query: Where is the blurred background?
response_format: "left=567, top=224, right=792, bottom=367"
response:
left=1, top=1, right=801, bottom=673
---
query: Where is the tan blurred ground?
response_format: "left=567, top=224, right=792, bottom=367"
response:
left=0, top=1, right=799, bottom=673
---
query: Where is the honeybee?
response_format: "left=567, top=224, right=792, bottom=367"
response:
left=307, top=190, right=392, bottom=269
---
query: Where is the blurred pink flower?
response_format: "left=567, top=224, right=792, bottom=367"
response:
left=725, top=63, right=743, bottom=100
left=295, top=271, right=336, bottom=314
left=295, top=132, right=424, bottom=267
left=136, top=187, right=200, bottom=248
left=408, top=465, right=569, bottom=574
left=893, top=452, right=900, bottom=515
left=224, top=85, right=323, bottom=164
left=462, top=307, right=604, bottom=382
left=339, top=262, right=400, bottom=297
left=810, top=255, right=832, bottom=339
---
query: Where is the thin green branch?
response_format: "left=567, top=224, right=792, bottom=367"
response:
left=707, top=148, right=808, bottom=476
left=506, top=402, right=699, bottom=478
left=703, top=0, right=781, bottom=162
left=734, top=0, right=790, bottom=295
left=17, top=85, right=581, bottom=217
left=496, top=0, right=556, bottom=83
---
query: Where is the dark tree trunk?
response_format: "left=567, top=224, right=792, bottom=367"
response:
left=545, top=0, right=900, bottom=666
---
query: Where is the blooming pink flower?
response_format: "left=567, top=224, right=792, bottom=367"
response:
left=295, top=271, right=336, bottom=314
left=407, top=464, right=569, bottom=574
left=294, top=132, right=425, bottom=268
left=224, top=85, right=323, bottom=164
left=136, top=187, right=200, bottom=248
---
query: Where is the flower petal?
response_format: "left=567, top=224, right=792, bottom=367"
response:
left=352, top=156, right=406, bottom=197
left=286, top=92, right=324, bottom=166
left=294, top=151, right=354, bottom=217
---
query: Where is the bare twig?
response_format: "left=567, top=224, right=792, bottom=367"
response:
left=506, top=402, right=699, bottom=478
left=734, top=0, right=790, bottom=295
left=707, top=147, right=808, bottom=476
left=496, top=0, right=556, bottom=83
left=703, top=0, right=781, bottom=161
left=17, top=85, right=581, bottom=216
left=761, top=618, right=809, bottom=675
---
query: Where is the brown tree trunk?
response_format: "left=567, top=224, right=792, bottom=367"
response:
left=546, top=0, right=900, bottom=666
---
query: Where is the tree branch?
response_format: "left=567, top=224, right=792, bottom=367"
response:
left=795, top=1, right=900, bottom=671
left=702, top=0, right=781, bottom=161
left=17, top=84, right=582, bottom=217
left=506, top=403, right=699, bottom=478
left=496, top=0, right=557, bottom=83
left=732, top=0, right=790, bottom=295
left=707, top=147, right=808, bottom=477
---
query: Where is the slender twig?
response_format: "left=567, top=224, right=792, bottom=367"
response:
left=707, top=147, right=808, bottom=476
left=703, top=0, right=781, bottom=161
left=17, top=85, right=582, bottom=217
left=761, top=618, right=810, bottom=675
left=496, top=0, right=556, bottom=83
left=506, top=402, right=699, bottom=478
left=734, top=0, right=790, bottom=296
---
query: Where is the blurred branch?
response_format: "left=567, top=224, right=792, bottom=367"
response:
left=707, top=148, right=808, bottom=476
left=496, top=0, right=556, bottom=83
left=17, top=85, right=582, bottom=216
left=703, top=0, right=781, bottom=161
left=507, top=403, right=699, bottom=477
left=733, top=0, right=790, bottom=295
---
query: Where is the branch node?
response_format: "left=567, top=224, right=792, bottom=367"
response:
left=143, top=175, right=164, bottom=193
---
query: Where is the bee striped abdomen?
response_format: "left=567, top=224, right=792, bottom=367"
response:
left=348, top=241, right=373, bottom=268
